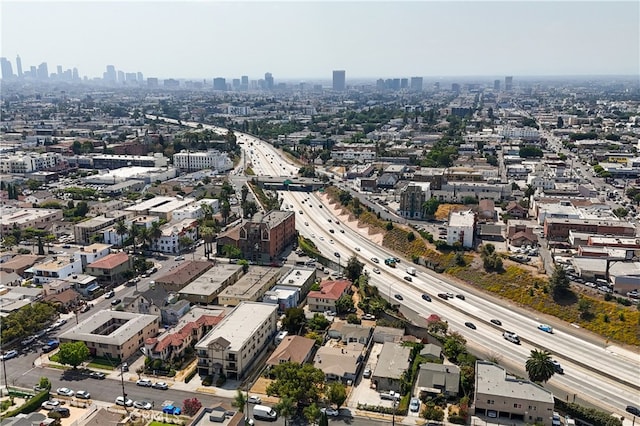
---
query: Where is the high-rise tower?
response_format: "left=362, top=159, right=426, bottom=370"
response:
left=15, top=55, right=22, bottom=77
left=332, top=70, right=346, bottom=91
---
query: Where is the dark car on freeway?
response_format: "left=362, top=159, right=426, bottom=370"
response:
left=421, top=294, right=432, bottom=302
left=490, top=319, right=502, bottom=326
left=464, top=322, right=477, bottom=330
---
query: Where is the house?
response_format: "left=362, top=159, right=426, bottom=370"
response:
left=377, top=173, right=398, bottom=189
left=416, top=363, right=460, bottom=397
left=506, top=201, right=528, bottom=219
left=0, top=254, right=44, bottom=276
left=327, top=323, right=373, bottom=345
left=0, top=270, right=22, bottom=287
left=372, top=326, right=405, bottom=343
left=266, top=335, right=316, bottom=367
left=371, top=342, right=412, bottom=393
left=307, top=279, right=351, bottom=312
left=419, top=344, right=442, bottom=362
left=477, top=199, right=496, bottom=221
left=474, top=361, right=554, bottom=426
left=85, top=252, right=132, bottom=286
left=43, top=288, right=82, bottom=313
left=73, top=243, right=112, bottom=269
left=122, top=284, right=191, bottom=326
left=510, top=230, right=538, bottom=247
left=313, top=342, right=365, bottom=384
left=195, top=302, right=278, bottom=380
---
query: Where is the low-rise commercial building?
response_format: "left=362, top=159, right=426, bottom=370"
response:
left=0, top=207, right=63, bottom=234
left=173, top=149, right=233, bottom=172
left=178, top=264, right=243, bottom=305
left=218, top=266, right=281, bottom=306
left=155, top=261, right=213, bottom=292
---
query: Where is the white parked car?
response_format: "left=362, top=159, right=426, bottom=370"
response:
left=134, top=400, right=152, bottom=410
left=321, top=407, right=339, bottom=417
left=75, top=390, right=91, bottom=399
left=116, top=396, right=133, bottom=407
left=56, top=387, right=74, bottom=397
left=247, top=395, right=262, bottom=404
left=136, top=378, right=152, bottom=387
left=41, top=400, right=61, bottom=410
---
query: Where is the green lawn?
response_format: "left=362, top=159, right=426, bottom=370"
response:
left=86, top=358, right=116, bottom=370
left=149, top=422, right=177, bottom=426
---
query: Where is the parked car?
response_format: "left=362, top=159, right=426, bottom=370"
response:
left=247, top=395, right=262, bottom=404
left=41, top=400, right=61, bottom=410
left=321, top=407, right=339, bottom=417
left=538, top=324, right=554, bottom=333
left=421, top=293, right=432, bottom=302
left=152, top=381, right=168, bottom=390
left=464, top=322, right=477, bottom=330
left=409, top=397, right=420, bottom=412
left=363, top=366, right=372, bottom=378
left=56, top=387, right=74, bottom=397
left=76, top=390, right=91, bottom=399
left=116, top=396, right=133, bottom=407
left=51, top=407, right=70, bottom=418
left=362, top=314, right=376, bottom=321
left=104, top=290, right=115, bottom=299
left=89, top=371, right=106, bottom=380
left=136, top=378, right=152, bottom=387
left=490, top=319, right=502, bottom=326
left=134, top=400, right=152, bottom=410
left=110, top=298, right=122, bottom=306
left=0, top=350, right=18, bottom=360
left=162, top=404, right=181, bottom=415
left=21, top=336, right=36, bottom=346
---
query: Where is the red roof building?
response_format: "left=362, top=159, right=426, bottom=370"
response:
left=307, top=279, right=351, bottom=312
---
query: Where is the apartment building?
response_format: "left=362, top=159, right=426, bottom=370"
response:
left=544, top=218, right=636, bottom=240
left=330, top=143, right=377, bottom=162
left=58, top=310, right=159, bottom=361
left=398, top=183, right=431, bottom=219
left=0, top=152, right=65, bottom=174
left=447, top=210, right=476, bottom=248
left=92, top=153, right=168, bottom=169
left=216, top=210, right=296, bottom=264
left=73, top=211, right=134, bottom=245
left=307, top=279, right=351, bottom=312
left=149, top=219, right=198, bottom=254
left=32, top=256, right=83, bottom=284
left=474, top=361, right=554, bottom=426
left=195, top=302, right=278, bottom=380
left=85, top=252, right=132, bottom=286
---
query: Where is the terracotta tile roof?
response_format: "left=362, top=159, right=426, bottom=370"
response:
left=87, top=252, right=129, bottom=270
left=308, top=279, right=351, bottom=301
left=153, top=314, right=224, bottom=353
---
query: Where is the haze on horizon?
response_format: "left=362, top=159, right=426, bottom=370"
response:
left=1, top=1, right=638, bottom=81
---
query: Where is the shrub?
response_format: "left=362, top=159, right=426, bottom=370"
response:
left=201, top=375, right=213, bottom=386
left=215, top=374, right=226, bottom=387
left=1, top=389, right=49, bottom=419
left=554, top=399, right=622, bottom=426
left=346, top=314, right=361, bottom=324
left=184, top=368, right=197, bottom=383
left=449, top=414, right=467, bottom=424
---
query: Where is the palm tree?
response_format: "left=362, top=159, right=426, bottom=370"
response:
left=138, top=227, right=150, bottom=251
left=220, top=201, right=231, bottom=225
left=275, top=396, right=295, bottom=426
left=200, top=226, right=215, bottom=259
left=525, top=349, right=556, bottom=383
left=149, top=221, right=162, bottom=252
left=233, top=389, right=246, bottom=413
left=115, top=220, right=128, bottom=248
left=129, top=223, right=139, bottom=253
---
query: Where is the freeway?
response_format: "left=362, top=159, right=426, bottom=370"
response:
left=146, top=115, right=640, bottom=417
left=248, top=134, right=640, bottom=418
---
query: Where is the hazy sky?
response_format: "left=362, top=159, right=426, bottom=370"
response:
left=2, top=1, right=638, bottom=80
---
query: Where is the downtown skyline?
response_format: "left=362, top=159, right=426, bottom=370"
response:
left=1, top=1, right=638, bottom=80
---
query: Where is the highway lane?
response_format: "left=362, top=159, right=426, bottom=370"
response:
left=146, top=115, right=640, bottom=417
left=248, top=137, right=640, bottom=418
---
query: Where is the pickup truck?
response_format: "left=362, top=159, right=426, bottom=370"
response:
left=380, top=391, right=399, bottom=401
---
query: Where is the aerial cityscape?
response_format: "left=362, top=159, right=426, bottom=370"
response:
left=0, top=1, right=639, bottom=426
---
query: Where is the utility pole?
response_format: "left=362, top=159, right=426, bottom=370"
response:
left=120, top=364, right=128, bottom=414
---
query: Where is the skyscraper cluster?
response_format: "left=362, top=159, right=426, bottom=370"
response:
left=0, top=55, right=79, bottom=81
left=102, top=65, right=144, bottom=85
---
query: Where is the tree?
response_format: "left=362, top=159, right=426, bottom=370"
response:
left=303, top=403, right=321, bottom=425
left=178, top=236, right=193, bottom=253
left=443, top=332, right=467, bottom=363
left=577, top=296, right=593, bottom=319
left=57, top=341, right=90, bottom=369
left=525, top=349, right=556, bottom=383
left=275, top=396, right=296, bottom=426
left=182, top=397, right=202, bottom=416
left=423, top=404, right=445, bottom=421
left=128, top=223, right=139, bottom=251
left=38, top=376, right=51, bottom=390
left=344, top=255, right=364, bottom=282
left=319, top=412, right=329, bottom=426
left=307, top=313, right=330, bottom=331
left=326, top=382, right=347, bottom=408
left=241, top=185, right=249, bottom=204
left=266, top=362, right=326, bottom=406
left=335, top=295, right=354, bottom=315
left=613, top=207, right=629, bottom=218
left=75, top=201, right=89, bottom=217
left=233, top=390, right=247, bottom=413
left=423, top=197, right=440, bottom=217
left=135, top=366, right=144, bottom=379
left=221, top=200, right=231, bottom=224
left=549, top=265, right=570, bottom=296
left=282, top=307, right=306, bottom=334
left=115, top=220, right=128, bottom=248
